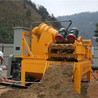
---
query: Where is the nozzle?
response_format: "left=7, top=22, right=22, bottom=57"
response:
left=67, top=34, right=76, bottom=43
left=55, top=34, right=64, bottom=43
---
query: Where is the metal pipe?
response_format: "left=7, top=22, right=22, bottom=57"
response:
left=32, top=20, right=72, bottom=30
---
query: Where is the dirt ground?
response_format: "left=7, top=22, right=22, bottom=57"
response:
left=88, top=82, right=98, bottom=98
left=0, top=64, right=98, bottom=98
left=0, top=86, right=12, bottom=96
left=87, top=71, right=98, bottom=98
left=0, top=63, right=88, bottom=98
left=0, top=70, right=13, bottom=97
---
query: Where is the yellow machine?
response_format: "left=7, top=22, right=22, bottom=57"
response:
left=14, top=20, right=92, bottom=94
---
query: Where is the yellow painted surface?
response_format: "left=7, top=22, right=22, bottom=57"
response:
left=21, top=58, right=49, bottom=86
left=18, top=23, right=92, bottom=94
left=74, top=60, right=91, bottom=94
left=31, top=23, right=58, bottom=59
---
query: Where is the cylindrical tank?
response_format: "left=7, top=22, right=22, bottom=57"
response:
left=32, top=23, right=48, bottom=36
left=32, top=23, right=58, bottom=39
left=31, top=23, right=58, bottom=57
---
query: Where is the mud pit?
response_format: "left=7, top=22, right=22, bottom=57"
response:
left=0, top=63, right=88, bottom=98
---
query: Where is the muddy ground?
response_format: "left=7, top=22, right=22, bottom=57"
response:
left=0, top=64, right=98, bottom=98
left=0, top=63, right=89, bottom=98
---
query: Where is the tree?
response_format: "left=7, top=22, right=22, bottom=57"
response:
left=26, top=9, right=31, bottom=17
left=0, top=24, right=13, bottom=43
left=38, top=5, right=49, bottom=17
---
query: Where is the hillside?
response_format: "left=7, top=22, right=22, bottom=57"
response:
left=0, top=0, right=61, bottom=43
left=57, top=12, right=98, bottom=40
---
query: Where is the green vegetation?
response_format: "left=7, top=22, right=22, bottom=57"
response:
left=57, top=12, right=98, bottom=39
left=0, top=0, right=61, bottom=43
left=0, top=24, right=13, bottom=43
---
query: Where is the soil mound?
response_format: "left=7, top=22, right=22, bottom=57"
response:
left=0, top=63, right=88, bottom=98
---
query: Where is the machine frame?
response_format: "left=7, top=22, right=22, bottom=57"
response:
left=7, top=20, right=92, bottom=94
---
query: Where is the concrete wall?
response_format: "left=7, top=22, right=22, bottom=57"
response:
left=0, top=43, right=13, bottom=65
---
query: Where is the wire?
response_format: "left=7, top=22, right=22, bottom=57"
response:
left=0, top=80, right=37, bottom=90
left=0, top=82, right=16, bottom=89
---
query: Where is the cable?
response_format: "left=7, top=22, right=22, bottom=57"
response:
left=0, top=82, right=16, bottom=89
left=0, top=80, right=37, bottom=90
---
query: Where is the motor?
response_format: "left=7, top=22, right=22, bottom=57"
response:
left=67, top=27, right=79, bottom=43
left=55, top=28, right=68, bottom=43
left=55, top=27, right=79, bottom=43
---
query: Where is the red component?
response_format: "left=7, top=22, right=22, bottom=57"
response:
left=67, top=34, right=76, bottom=43
left=55, top=34, right=64, bottom=43
left=90, top=59, right=94, bottom=64
left=45, top=44, right=48, bottom=47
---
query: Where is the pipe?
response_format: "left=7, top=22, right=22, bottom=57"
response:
left=32, top=20, right=72, bottom=30
left=32, top=23, right=58, bottom=39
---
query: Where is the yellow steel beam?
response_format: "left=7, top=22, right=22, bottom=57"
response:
left=23, top=37, right=34, bottom=58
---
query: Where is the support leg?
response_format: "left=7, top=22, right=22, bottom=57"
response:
left=74, top=69, right=81, bottom=94
left=21, top=65, right=25, bottom=86
left=87, top=70, right=91, bottom=82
